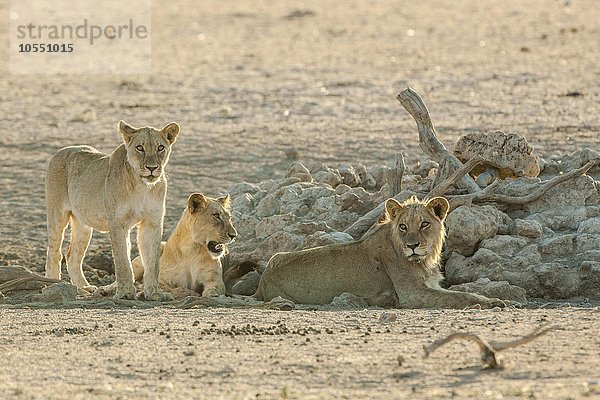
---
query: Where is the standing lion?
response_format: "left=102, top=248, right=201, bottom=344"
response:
left=44, top=120, right=179, bottom=301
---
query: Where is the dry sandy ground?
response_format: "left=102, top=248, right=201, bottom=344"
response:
left=1, top=307, right=599, bottom=399
left=0, top=0, right=599, bottom=398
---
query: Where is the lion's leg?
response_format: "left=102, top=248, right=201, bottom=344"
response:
left=109, top=225, right=136, bottom=300
left=66, top=216, right=95, bottom=291
left=45, top=208, right=70, bottom=281
left=138, top=219, right=172, bottom=301
left=399, top=286, right=508, bottom=309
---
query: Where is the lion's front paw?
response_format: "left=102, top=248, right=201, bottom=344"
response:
left=113, top=284, right=137, bottom=300
left=143, top=288, right=174, bottom=302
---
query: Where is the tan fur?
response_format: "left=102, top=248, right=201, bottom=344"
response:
left=128, top=193, right=237, bottom=297
left=255, top=196, right=512, bottom=309
left=44, top=120, right=180, bottom=301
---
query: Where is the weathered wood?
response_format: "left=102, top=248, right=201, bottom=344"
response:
left=387, top=154, right=405, bottom=197
left=449, top=160, right=597, bottom=210
left=426, top=155, right=484, bottom=199
left=386, top=154, right=405, bottom=198
left=396, top=88, right=480, bottom=193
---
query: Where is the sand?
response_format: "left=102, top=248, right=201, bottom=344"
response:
left=0, top=0, right=599, bottom=398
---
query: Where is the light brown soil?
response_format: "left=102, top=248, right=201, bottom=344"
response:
left=0, top=0, right=599, bottom=398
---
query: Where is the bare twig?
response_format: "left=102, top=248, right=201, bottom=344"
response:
left=426, top=155, right=484, bottom=199
left=423, top=325, right=557, bottom=369
left=175, top=295, right=295, bottom=311
left=449, top=160, right=597, bottom=210
left=386, top=154, right=405, bottom=198
left=396, top=88, right=479, bottom=193
left=0, top=276, right=60, bottom=294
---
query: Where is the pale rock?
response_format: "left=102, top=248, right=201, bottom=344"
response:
left=286, top=162, right=310, bottom=177
left=232, top=214, right=259, bottom=239
left=538, top=235, right=574, bottom=257
left=255, top=213, right=298, bottom=239
left=337, top=164, right=361, bottom=187
left=479, top=235, right=529, bottom=257
left=578, top=261, right=600, bottom=296
left=42, top=282, right=77, bottom=302
left=559, top=148, right=600, bottom=173
left=453, top=130, right=540, bottom=178
left=303, top=231, right=354, bottom=248
left=525, top=176, right=599, bottom=213
left=445, top=205, right=503, bottom=256
left=527, top=206, right=600, bottom=231
left=228, top=182, right=261, bottom=197
left=449, top=278, right=527, bottom=304
left=367, top=165, right=390, bottom=187
left=322, top=211, right=360, bottom=231
left=299, top=221, right=335, bottom=235
left=313, top=170, right=342, bottom=187
left=249, top=231, right=304, bottom=263
left=334, top=184, right=352, bottom=195
left=255, top=194, right=281, bottom=218
left=274, top=177, right=302, bottom=189
left=512, top=219, right=543, bottom=238
left=576, top=234, right=600, bottom=253
left=231, top=271, right=261, bottom=296
left=532, top=263, right=580, bottom=299
left=578, top=217, right=600, bottom=235
left=232, top=193, right=254, bottom=214
left=338, top=192, right=361, bottom=211
left=312, top=196, right=337, bottom=215
left=355, top=165, right=377, bottom=190
left=512, top=244, right=543, bottom=267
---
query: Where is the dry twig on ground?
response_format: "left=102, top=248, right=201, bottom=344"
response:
left=423, top=325, right=557, bottom=369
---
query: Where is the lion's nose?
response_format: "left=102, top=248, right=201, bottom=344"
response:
left=146, top=165, right=158, bottom=173
left=407, top=242, right=420, bottom=250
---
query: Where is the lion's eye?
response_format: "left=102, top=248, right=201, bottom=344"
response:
left=213, top=213, right=221, bottom=221
left=135, top=145, right=144, bottom=152
left=399, top=223, right=407, bottom=231
left=158, top=145, right=165, bottom=152
left=421, top=221, right=430, bottom=229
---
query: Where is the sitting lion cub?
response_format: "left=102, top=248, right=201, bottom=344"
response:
left=45, top=120, right=179, bottom=301
left=128, top=193, right=237, bottom=297
left=255, top=196, right=512, bottom=309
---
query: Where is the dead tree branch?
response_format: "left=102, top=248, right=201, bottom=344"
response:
left=386, top=154, right=405, bottom=198
left=449, top=160, right=597, bottom=210
left=423, top=325, right=557, bottom=369
left=396, top=87, right=479, bottom=193
left=426, top=155, right=484, bottom=199
left=175, top=295, right=295, bottom=311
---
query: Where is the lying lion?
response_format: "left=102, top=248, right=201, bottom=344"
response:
left=255, top=196, right=512, bottom=308
left=103, top=193, right=237, bottom=298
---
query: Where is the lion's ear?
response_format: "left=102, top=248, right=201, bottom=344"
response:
left=426, top=197, right=449, bottom=221
left=118, top=120, right=138, bottom=144
left=161, top=122, right=180, bottom=144
left=217, top=194, right=231, bottom=211
left=188, top=193, right=208, bottom=213
left=383, top=198, right=402, bottom=220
